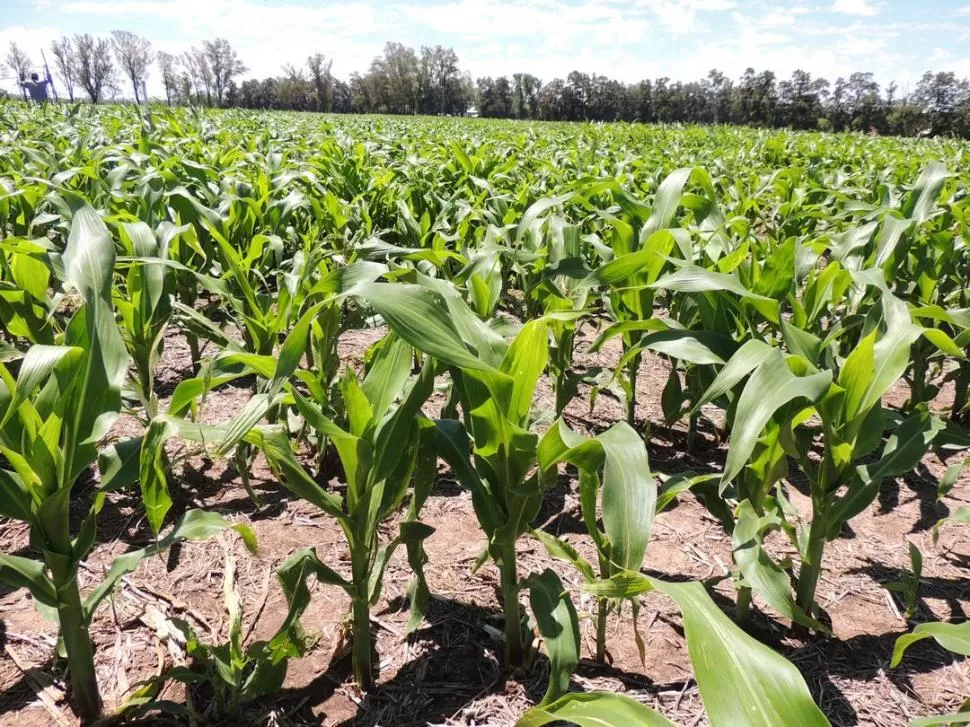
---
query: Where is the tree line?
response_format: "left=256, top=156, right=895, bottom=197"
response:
left=5, top=33, right=970, bottom=138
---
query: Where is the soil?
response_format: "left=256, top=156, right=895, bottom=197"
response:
left=1, top=317, right=969, bottom=727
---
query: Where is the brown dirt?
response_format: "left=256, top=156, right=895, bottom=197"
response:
left=2, top=320, right=970, bottom=727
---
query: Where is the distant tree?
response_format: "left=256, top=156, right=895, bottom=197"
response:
left=110, top=30, right=153, bottom=102
left=5, top=42, right=31, bottom=100
left=829, top=77, right=848, bottom=131
left=846, top=71, right=880, bottom=130
left=419, top=45, right=465, bottom=115
left=157, top=51, right=177, bottom=106
left=182, top=48, right=212, bottom=105
left=203, top=38, right=246, bottom=106
left=73, top=34, right=115, bottom=103
left=512, top=72, right=541, bottom=119
left=176, top=71, right=192, bottom=106
left=538, top=78, right=568, bottom=120
left=368, top=42, right=420, bottom=114
left=628, top=79, right=649, bottom=122
left=332, top=78, right=352, bottom=113
left=706, top=69, right=732, bottom=123
left=307, top=52, right=333, bottom=111
left=50, top=36, right=76, bottom=102
left=779, top=69, right=825, bottom=129
left=278, top=63, right=312, bottom=110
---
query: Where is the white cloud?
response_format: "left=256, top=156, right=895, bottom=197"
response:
left=831, top=0, right=880, bottom=17
left=640, top=0, right=736, bottom=33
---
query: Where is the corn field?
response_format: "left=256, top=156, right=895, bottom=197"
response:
left=1, top=102, right=970, bottom=727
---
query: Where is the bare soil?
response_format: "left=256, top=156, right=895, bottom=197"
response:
left=2, top=319, right=969, bottom=726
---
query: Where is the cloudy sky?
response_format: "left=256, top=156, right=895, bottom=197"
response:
left=2, top=0, right=970, bottom=98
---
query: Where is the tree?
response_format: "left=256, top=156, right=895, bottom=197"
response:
left=5, top=42, right=31, bottom=100
left=278, top=63, right=312, bottom=110
left=512, top=72, right=541, bottom=119
left=779, top=69, right=825, bottom=129
left=157, top=51, right=177, bottom=106
left=110, top=30, right=152, bottom=102
left=419, top=45, right=465, bottom=115
left=50, top=37, right=76, bottom=102
left=307, top=52, right=333, bottom=112
left=367, top=42, right=420, bottom=114
left=829, top=77, right=848, bottom=131
left=73, top=34, right=115, bottom=103
left=706, top=69, right=732, bottom=123
left=846, top=71, right=880, bottom=130
left=182, top=48, right=212, bottom=105
left=203, top=38, right=247, bottom=107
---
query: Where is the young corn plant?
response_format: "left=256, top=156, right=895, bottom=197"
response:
left=519, top=568, right=830, bottom=726
left=0, top=236, right=58, bottom=347
left=246, top=333, right=437, bottom=690
left=0, top=206, right=251, bottom=722
left=358, top=274, right=550, bottom=671
left=533, top=419, right=657, bottom=662
left=123, top=537, right=305, bottom=723
left=113, top=219, right=183, bottom=420
left=528, top=216, right=591, bottom=417
left=697, top=282, right=943, bottom=626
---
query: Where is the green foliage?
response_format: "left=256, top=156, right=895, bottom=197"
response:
left=2, top=104, right=969, bottom=725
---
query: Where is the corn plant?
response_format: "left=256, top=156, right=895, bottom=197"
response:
left=892, top=621, right=970, bottom=727
left=519, top=570, right=830, bottom=726
left=123, top=537, right=305, bottom=723
left=112, top=219, right=185, bottom=419
left=238, top=333, right=437, bottom=690
left=695, top=283, right=944, bottom=625
left=358, top=275, right=550, bottom=670
left=0, top=206, right=251, bottom=722
left=534, top=419, right=657, bottom=661
left=0, top=236, right=58, bottom=347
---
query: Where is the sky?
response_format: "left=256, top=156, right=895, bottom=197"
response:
left=2, top=0, right=970, bottom=99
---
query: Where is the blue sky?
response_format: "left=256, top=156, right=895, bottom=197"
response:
left=3, top=0, right=970, bottom=98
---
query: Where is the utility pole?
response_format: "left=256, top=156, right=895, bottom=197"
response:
left=41, top=49, right=58, bottom=101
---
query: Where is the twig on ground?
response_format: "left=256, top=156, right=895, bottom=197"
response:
left=4, top=644, right=72, bottom=727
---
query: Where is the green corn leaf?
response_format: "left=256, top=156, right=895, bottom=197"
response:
left=723, top=350, right=831, bottom=486
left=516, top=692, right=676, bottom=727
left=357, top=281, right=492, bottom=372
left=691, top=339, right=775, bottom=415
left=907, top=713, right=970, bottom=726
left=98, top=436, right=142, bottom=492
left=525, top=568, right=579, bottom=706
left=599, top=422, right=655, bottom=573
left=891, top=621, right=970, bottom=668
left=652, top=579, right=830, bottom=727
left=0, top=553, right=58, bottom=607
left=733, top=500, right=827, bottom=632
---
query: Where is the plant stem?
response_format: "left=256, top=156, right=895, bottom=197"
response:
left=595, top=598, right=608, bottom=662
left=952, top=361, right=970, bottom=423
left=186, top=332, right=201, bottom=375
left=351, top=596, right=372, bottom=690
left=795, top=524, right=826, bottom=619
left=235, top=445, right=262, bottom=507
left=498, top=542, right=524, bottom=670
left=50, top=566, right=101, bottom=723
left=735, top=585, right=752, bottom=625
left=625, top=353, right=640, bottom=426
